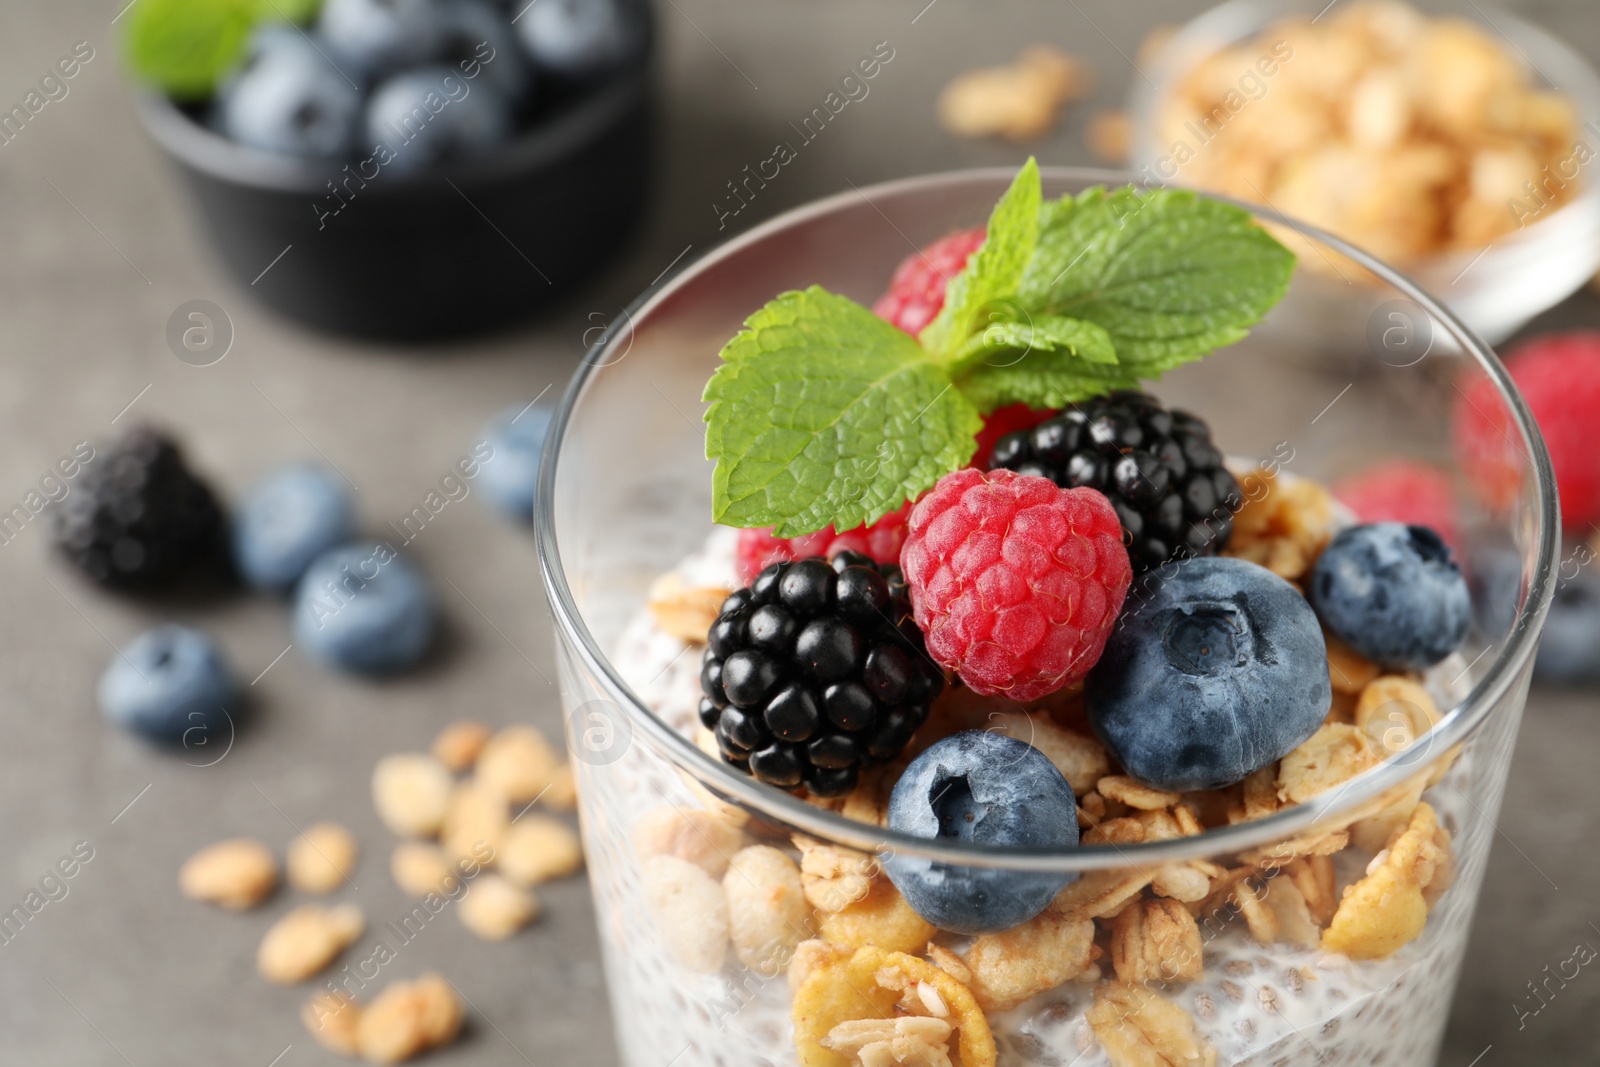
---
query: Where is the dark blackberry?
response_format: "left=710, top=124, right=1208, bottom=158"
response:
left=699, top=551, right=944, bottom=797
left=51, top=427, right=226, bottom=589
left=988, top=391, right=1241, bottom=572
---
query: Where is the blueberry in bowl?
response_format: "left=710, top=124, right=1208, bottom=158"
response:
left=128, top=0, right=654, bottom=338
left=1086, top=556, right=1331, bottom=792
left=882, top=731, right=1079, bottom=935
left=214, top=26, right=364, bottom=159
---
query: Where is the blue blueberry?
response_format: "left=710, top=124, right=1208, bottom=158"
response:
left=1309, top=523, right=1471, bottom=671
left=1087, top=556, right=1330, bottom=792
left=232, top=465, right=355, bottom=591
left=1534, top=567, right=1600, bottom=685
left=515, top=0, right=645, bottom=80
left=434, top=0, right=531, bottom=103
left=477, top=402, right=552, bottom=522
left=883, top=731, right=1078, bottom=935
left=216, top=26, right=363, bottom=158
left=319, top=0, right=443, bottom=77
left=293, top=542, right=436, bottom=673
left=99, top=626, right=240, bottom=746
left=364, top=66, right=513, bottom=174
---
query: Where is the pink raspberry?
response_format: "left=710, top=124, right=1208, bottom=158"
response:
left=901, top=468, right=1132, bottom=701
left=1456, top=332, right=1600, bottom=532
left=1333, top=460, right=1459, bottom=551
left=734, top=503, right=912, bottom=585
left=872, top=226, right=987, bottom=337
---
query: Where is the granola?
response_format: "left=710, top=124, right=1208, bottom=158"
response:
left=1111, top=898, right=1204, bottom=984
left=1086, top=981, right=1218, bottom=1067
left=724, top=845, right=810, bottom=973
left=647, top=572, right=734, bottom=643
left=963, top=905, right=1096, bottom=1011
left=179, top=838, right=278, bottom=910
left=1322, top=803, right=1447, bottom=958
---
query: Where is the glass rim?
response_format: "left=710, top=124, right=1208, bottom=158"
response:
left=535, top=165, right=1559, bottom=873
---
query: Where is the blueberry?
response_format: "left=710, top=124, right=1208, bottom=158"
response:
left=515, top=0, right=645, bottom=80
left=232, top=465, right=354, bottom=591
left=1309, top=523, right=1471, bottom=671
left=476, top=401, right=553, bottom=523
left=883, top=731, right=1078, bottom=934
left=365, top=66, right=513, bottom=174
left=293, top=542, right=436, bottom=674
left=98, top=625, right=240, bottom=746
left=320, top=0, right=443, bottom=77
left=1534, top=567, right=1600, bottom=685
left=1086, top=557, right=1330, bottom=792
left=215, top=27, right=362, bottom=159
left=433, top=0, right=531, bottom=102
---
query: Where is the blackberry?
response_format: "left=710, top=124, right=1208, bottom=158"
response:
left=988, top=391, right=1242, bottom=572
left=52, top=427, right=226, bottom=589
left=699, top=551, right=945, bottom=797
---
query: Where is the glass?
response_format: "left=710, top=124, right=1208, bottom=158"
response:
left=1126, top=0, right=1600, bottom=346
left=537, top=169, right=1557, bottom=1067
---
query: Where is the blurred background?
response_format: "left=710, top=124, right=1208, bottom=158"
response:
left=0, top=0, right=1596, bottom=1063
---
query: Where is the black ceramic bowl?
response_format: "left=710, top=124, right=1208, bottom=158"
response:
left=138, top=54, right=653, bottom=340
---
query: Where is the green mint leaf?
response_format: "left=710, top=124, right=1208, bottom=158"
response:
left=126, top=0, right=257, bottom=100
left=704, top=286, right=981, bottom=537
left=953, top=318, right=1133, bottom=413
left=1015, top=186, right=1294, bottom=373
left=918, top=157, right=1042, bottom=360
left=258, top=0, right=323, bottom=24
left=952, top=310, right=1119, bottom=368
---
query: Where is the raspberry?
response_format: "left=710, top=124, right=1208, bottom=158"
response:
left=52, top=426, right=226, bottom=588
left=700, top=552, right=945, bottom=796
left=734, top=504, right=911, bottom=585
left=1333, top=460, right=1458, bottom=551
left=1455, top=332, right=1600, bottom=533
left=901, top=468, right=1132, bottom=701
left=871, top=226, right=987, bottom=337
left=988, top=391, right=1242, bottom=572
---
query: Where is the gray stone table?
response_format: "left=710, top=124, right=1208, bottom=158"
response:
left=0, top=0, right=1596, bottom=1063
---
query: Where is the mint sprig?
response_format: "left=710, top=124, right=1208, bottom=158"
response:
left=703, top=161, right=1294, bottom=537
left=126, top=0, right=324, bottom=101
left=1013, top=186, right=1296, bottom=372
left=917, top=157, right=1041, bottom=359
left=704, top=287, right=983, bottom=538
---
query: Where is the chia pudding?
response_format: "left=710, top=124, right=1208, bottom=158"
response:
left=589, top=520, right=1485, bottom=1067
